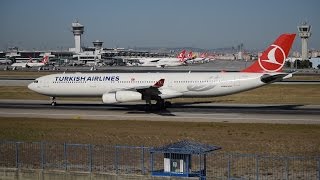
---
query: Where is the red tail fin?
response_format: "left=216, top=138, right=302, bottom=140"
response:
left=241, top=33, right=296, bottom=73
left=41, top=56, right=49, bottom=64
left=177, top=50, right=186, bottom=62
left=187, top=51, right=193, bottom=59
left=200, top=52, right=208, bottom=59
left=28, top=57, right=33, bottom=63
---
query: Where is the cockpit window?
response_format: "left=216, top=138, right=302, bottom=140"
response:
left=33, top=80, right=38, bottom=83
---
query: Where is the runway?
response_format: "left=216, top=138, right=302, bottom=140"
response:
left=0, top=99, right=319, bottom=124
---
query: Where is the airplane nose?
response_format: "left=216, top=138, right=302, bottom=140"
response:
left=28, top=82, right=35, bottom=91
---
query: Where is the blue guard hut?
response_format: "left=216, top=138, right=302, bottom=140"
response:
left=150, top=140, right=221, bottom=179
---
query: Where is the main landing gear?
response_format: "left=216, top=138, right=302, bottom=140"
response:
left=145, top=99, right=172, bottom=111
left=156, top=99, right=166, bottom=110
left=50, top=97, right=56, bottom=106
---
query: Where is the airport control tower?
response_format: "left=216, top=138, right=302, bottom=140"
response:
left=93, top=40, right=103, bottom=50
left=71, top=21, right=84, bottom=53
left=297, top=22, right=311, bottom=60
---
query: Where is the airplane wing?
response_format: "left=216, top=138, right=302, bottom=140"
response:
left=150, top=59, right=161, bottom=63
left=110, top=79, right=164, bottom=94
left=109, top=79, right=181, bottom=99
left=135, top=79, right=182, bottom=99
left=136, top=79, right=164, bottom=99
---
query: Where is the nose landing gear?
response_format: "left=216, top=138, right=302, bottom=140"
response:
left=50, top=97, right=56, bottom=106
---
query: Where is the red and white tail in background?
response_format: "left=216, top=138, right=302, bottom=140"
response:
left=187, top=51, right=193, bottom=59
left=200, top=52, right=207, bottom=59
left=28, top=57, right=33, bottom=63
left=41, top=55, right=49, bottom=64
left=177, top=50, right=186, bottom=62
left=241, top=33, right=296, bottom=73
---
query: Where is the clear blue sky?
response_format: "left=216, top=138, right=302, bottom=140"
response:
left=1, top=0, right=319, bottom=51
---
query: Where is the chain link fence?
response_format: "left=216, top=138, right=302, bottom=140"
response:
left=0, top=141, right=319, bottom=179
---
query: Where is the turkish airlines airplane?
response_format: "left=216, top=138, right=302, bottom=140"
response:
left=186, top=52, right=208, bottom=63
left=11, top=55, right=49, bottom=68
left=134, top=50, right=187, bottom=67
left=28, top=33, right=295, bottom=109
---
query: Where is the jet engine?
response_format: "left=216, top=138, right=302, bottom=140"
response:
left=102, top=91, right=142, bottom=104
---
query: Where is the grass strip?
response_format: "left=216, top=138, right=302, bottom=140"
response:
left=0, top=117, right=319, bottom=156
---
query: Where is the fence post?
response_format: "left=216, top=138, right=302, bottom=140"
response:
left=150, top=152, right=154, bottom=174
left=115, top=146, right=118, bottom=174
left=169, top=152, right=172, bottom=177
left=40, top=142, right=45, bottom=170
left=15, top=142, right=19, bottom=169
left=317, top=157, right=320, bottom=180
left=141, top=146, right=145, bottom=175
left=64, top=143, right=67, bottom=171
left=285, top=157, right=289, bottom=180
left=256, top=154, right=259, bottom=180
left=199, top=153, right=202, bottom=178
left=88, top=144, right=93, bottom=173
left=227, top=154, right=231, bottom=179
left=204, top=154, right=207, bottom=177
left=186, top=153, right=189, bottom=175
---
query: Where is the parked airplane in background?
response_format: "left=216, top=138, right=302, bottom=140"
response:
left=186, top=52, right=208, bottom=63
left=135, top=50, right=186, bottom=67
left=28, top=33, right=295, bottom=110
left=11, top=55, right=49, bottom=68
left=0, top=59, right=12, bottom=65
left=186, top=51, right=194, bottom=60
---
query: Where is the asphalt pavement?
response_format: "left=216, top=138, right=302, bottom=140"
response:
left=0, top=99, right=319, bottom=124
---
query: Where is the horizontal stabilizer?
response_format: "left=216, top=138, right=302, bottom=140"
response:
left=260, top=73, right=291, bottom=84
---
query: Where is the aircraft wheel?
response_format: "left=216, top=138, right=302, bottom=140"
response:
left=50, top=97, right=56, bottom=106
left=145, top=99, right=152, bottom=111
left=156, top=99, right=166, bottom=110
left=164, top=101, right=172, bottom=108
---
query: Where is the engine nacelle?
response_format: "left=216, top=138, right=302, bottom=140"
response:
left=102, top=92, right=117, bottom=104
left=102, top=91, right=142, bottom=104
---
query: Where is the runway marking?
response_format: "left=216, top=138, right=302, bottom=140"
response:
left=0, top=111, right=318, bottom=124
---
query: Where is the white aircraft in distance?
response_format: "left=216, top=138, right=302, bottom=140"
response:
left=11, top=55, right=49, bottom=68
left=28, top=33, right=295, bottom=110
left=186, top=51, right=208, bottom=63
left=0, top=59, right=12, bottom=65
left=135, top=50, right=187, bottom=68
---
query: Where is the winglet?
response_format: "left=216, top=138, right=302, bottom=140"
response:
left=153, top=79, right=165, bottom=88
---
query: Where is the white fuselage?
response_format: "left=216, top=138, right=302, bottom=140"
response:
left=136, top=57, right=185, bottom=67
left=11, top=62, right=46, bottom=67
left=0, top=59, right=12, bottom=64
left=28, top=72, right=276, bottom=99
left=187, top=57, right=206, bottom=63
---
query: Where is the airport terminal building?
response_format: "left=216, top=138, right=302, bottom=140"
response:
left=1, top=21, right=168, bottom=66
